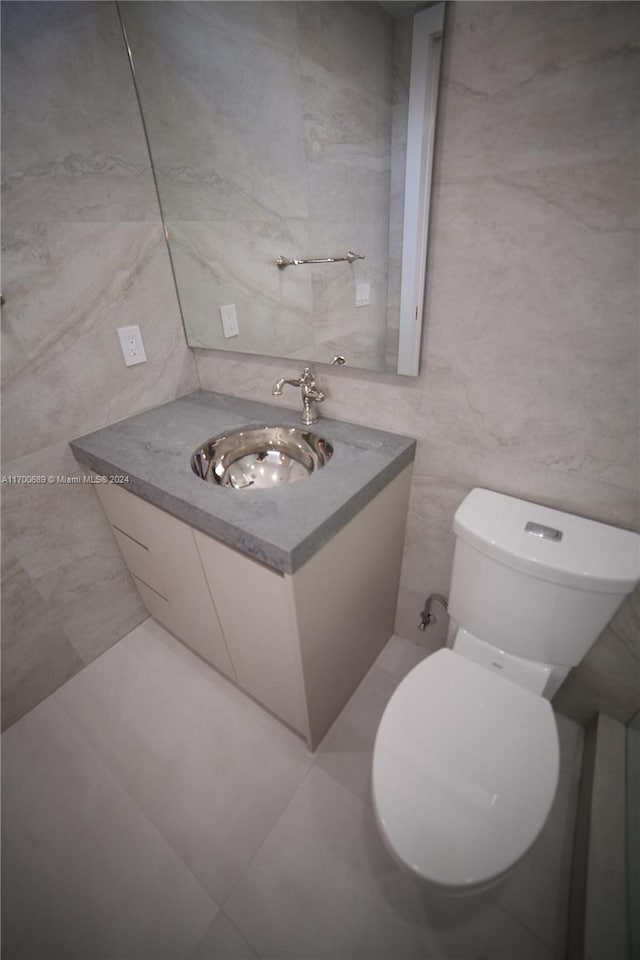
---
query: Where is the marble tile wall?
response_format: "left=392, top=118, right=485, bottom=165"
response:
left=195, top=1, right=640, bottom=725
left=120, top=1, right=394, bottom=369
left=1, top=2, right=200, bottom=728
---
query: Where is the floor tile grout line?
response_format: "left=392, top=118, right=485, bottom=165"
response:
left=51, top=687, right=223, bottom=925
left=490, top=895, right=557, bottom=958
left=482, top=769, right=583, bottom=954
left=188, top=907, right=261, bottom=960
left=75, top=626, right=314, bottom=929
left=314, top=761, right=376, bottom=809
left=49, top=623, right=316, bottom=960
left=219, top=761, right=319, bottom=917
left=217, top=763, right=385, bottom=958
left=213, top=649, right=409, bottom=922
left=52, top=673, right=315, bottom=927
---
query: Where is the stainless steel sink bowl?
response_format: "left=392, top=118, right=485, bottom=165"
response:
left=191, top=425, right=333, bottom=490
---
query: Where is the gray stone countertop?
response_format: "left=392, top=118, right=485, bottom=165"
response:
left=70, top=391, right=416, bottom=575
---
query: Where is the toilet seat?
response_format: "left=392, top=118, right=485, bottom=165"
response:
left=372, top=648, right=559, bottom=891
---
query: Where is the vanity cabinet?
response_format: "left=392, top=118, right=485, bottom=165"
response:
left=92, top=465, right=412, bottom=749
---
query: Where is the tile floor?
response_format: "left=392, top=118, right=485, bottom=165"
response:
left=2, top=618, right=583, bottom=960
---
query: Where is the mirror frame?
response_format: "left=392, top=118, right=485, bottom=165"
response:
left=398, top=2, right=444, bottom=375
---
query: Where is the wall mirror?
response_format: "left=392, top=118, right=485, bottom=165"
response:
left=119, top=1, right=444, bottom=376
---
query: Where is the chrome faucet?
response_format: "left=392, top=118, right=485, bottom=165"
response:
left=272, top=366, right=326, bottom=425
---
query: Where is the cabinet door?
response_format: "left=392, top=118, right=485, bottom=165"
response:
left=94, top=480, right=235, bottom=681
left=193, top=530, right=307, bottom=737
left=292, top=465, right=413, bottom=748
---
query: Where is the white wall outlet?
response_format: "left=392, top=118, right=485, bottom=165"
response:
left=355, top=282, right=370, bottom=307
left=117, top=324, right=147, bottom=366
left=220, top=303, right=239, bottom=338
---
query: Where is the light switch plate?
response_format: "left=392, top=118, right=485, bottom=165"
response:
left=220, top=304, right=239, bottom=338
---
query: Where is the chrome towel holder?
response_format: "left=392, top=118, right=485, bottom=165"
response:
left=276, top=251, right=365, bottom=269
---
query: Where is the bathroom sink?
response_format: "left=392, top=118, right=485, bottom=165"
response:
left=191, top=425, right=333, bottom=489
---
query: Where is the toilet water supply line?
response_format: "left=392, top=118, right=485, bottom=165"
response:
left=418, top=593, right=448, bottom=631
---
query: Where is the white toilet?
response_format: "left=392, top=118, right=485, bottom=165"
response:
left=372, top=488, right=640, bottom=895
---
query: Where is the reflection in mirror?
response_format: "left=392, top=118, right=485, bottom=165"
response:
left=119, top=1, right=444, bottom=376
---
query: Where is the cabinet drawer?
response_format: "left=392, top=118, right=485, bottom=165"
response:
left=132, top=575, right=177, bottom=635
left=112, top=526, right=167, bottom=598
left=93, top=476, right=157, bottom=546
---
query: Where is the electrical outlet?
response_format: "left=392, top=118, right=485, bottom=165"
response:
left=355, top=283, right=370, bottom=307
left=117, top=324, right=147, bottom=366
left=220, top=304, right=239, bottom=338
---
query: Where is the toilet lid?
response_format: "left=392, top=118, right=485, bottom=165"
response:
left=372, top=649, right=559, bottom=889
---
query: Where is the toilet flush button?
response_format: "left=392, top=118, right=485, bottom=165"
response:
left=525, top=521, right=563, bottom=542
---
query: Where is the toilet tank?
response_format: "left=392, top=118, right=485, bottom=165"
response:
left=448, top=489, right=640, bottom=668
